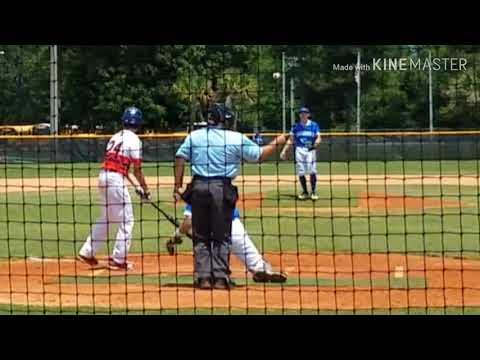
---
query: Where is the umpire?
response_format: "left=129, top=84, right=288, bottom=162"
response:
left=174, top=103, right=288, bottom=290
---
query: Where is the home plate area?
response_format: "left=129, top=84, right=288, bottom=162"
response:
left=1, top=252, right=480, bottom=311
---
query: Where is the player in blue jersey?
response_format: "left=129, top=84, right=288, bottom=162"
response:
left=166, top=204, right=288, bottom=283
left=280, top=107, right=322, bottom=200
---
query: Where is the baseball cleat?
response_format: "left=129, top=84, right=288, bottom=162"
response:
left=252, top=270, right=288, bottom=283
left=77, top=254, right=99, bottom=267
left=310, top=192, right=319, bottom=201
left=108, top=258, right=134, bottom=271
left=195, top=277, right=213, bottom=290
left=298, top=192, right=309, bottom=200
left=251, top=262, right=288, bottom=283
left=213, top=278, right=233, bottom=290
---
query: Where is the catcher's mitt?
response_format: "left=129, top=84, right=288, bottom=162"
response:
left=166, top=235, right=183, bottom=256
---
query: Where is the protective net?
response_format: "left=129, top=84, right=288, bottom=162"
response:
left=1, top=45, right=480, bottom=315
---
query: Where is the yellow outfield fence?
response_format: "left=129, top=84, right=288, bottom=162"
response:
left=2, top=130, right=480, bottom=141
left=1, top=130, right=479, bottom=163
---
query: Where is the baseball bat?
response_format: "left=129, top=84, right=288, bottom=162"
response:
left=124, top=172, right=192, bottom=239
left=147, top=200, right=193, bottom=240
left=148, top=200, right=179, bottom=227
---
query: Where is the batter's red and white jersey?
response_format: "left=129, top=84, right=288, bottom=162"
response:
left=102, top=130, right=143, bottom=176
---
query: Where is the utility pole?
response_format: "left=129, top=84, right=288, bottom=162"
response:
left=428, top=50, right=433, bottom=132
left=282, top=51, right=286, bottom=134
left=50, top=45, right=59, bottom=135
left=355, top=49, right=361, bottom=132
left=290, top=77, right=295, bottom=128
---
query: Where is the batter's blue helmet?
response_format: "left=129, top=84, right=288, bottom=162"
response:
left=298, top=107, right=310, bottom=114
left=122, top=107, right=143, bottom=128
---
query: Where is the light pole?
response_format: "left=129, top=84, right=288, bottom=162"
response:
left=282, top=52, right=286, bottom=133
left=50, top=45, right=59, bottom=135
left=277, top=53, right=299, bottom=133
left=428, top=50, right=433, bottom=132
left=290, top=77, right=295, bottom=128
left=355, top=49, right=361, bottom=133
left=0, top=50, right=4, bottom=125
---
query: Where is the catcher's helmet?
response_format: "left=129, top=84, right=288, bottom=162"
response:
left=122, top=107, right=143, bottom=128
left=207, top=103, right=235, bottom=126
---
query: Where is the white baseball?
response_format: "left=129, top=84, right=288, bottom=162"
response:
left=273, top=72, right=281, bottom=79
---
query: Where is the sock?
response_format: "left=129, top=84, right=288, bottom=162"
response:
left=299, top=176, right=308, bottom=194
left=310, top=173, right=317, bottom=193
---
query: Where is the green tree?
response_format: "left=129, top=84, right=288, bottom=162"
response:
left=0, top=45, right=49, bottom=124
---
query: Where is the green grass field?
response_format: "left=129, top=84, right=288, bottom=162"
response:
left=1, top=160, right=479, bottom=314
left=1, top=182, right=478, bottom=259
left=2, top=160, right=480, bottom=178
left=3, top=303, right=480, bottom=315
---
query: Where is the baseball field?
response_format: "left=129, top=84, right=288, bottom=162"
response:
left=1, top=160, right=480, bottom=314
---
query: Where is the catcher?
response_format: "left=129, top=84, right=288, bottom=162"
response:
left=167, top=204, right=288, bottom=283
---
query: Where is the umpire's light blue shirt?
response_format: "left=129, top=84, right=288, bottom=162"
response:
left=176, top=127, right=262, bottom=178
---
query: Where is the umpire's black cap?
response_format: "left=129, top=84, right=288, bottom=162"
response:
left=207, top=103, right=235, bottom=125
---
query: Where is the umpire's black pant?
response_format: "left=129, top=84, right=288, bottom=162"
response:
left=187, top=177, right=237, bottom=281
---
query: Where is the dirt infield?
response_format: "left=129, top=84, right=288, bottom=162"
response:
left=1, top=174, right=479, bottom=193
left=245, top=190, right=464, bottom=216
left=357, top=192, right=462, bottom=210
left=1, top=252, right=480, bottom=311
left=237, top=193, right=264, bottom=209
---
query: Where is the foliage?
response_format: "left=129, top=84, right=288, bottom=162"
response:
left=1, top=45, right=480, bottom=131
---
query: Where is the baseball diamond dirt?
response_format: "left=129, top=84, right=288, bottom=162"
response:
left=1, top=252, right=480, bottom=311
left=1, top=174, right=479, bottom=193
left=0, top=173, right=479, bottom=312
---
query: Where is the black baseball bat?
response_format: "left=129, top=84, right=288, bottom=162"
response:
left=147, top=200, right=192, bottom=239
left=126, top=174, right=192, bottom=240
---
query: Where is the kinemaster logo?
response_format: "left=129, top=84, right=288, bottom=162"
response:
left=333, top=57, right=468, bottom=72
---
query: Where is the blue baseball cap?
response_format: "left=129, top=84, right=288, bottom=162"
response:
left=298, top=107, right=310, bottom=114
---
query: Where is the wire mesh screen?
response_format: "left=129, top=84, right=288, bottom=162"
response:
left=1, top=45, right=480, bottom=315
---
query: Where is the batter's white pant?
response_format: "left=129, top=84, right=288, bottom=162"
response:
left=295, top=146, right=317, bottom=176
left=231, top=218, right=267, bottom=273
left=79, top=170, right=134, bottom=264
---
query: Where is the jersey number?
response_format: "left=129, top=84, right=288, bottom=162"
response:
left=106, top=141, right=123, bottom=153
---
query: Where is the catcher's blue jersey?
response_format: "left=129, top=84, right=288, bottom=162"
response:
left=290, top=120, right=321, bottom=149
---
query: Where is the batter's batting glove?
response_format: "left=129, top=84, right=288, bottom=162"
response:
left=135, top=187, right=151, bottom=202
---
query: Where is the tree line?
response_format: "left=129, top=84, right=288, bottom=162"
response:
left=0, top=45, right=479, bottom=132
